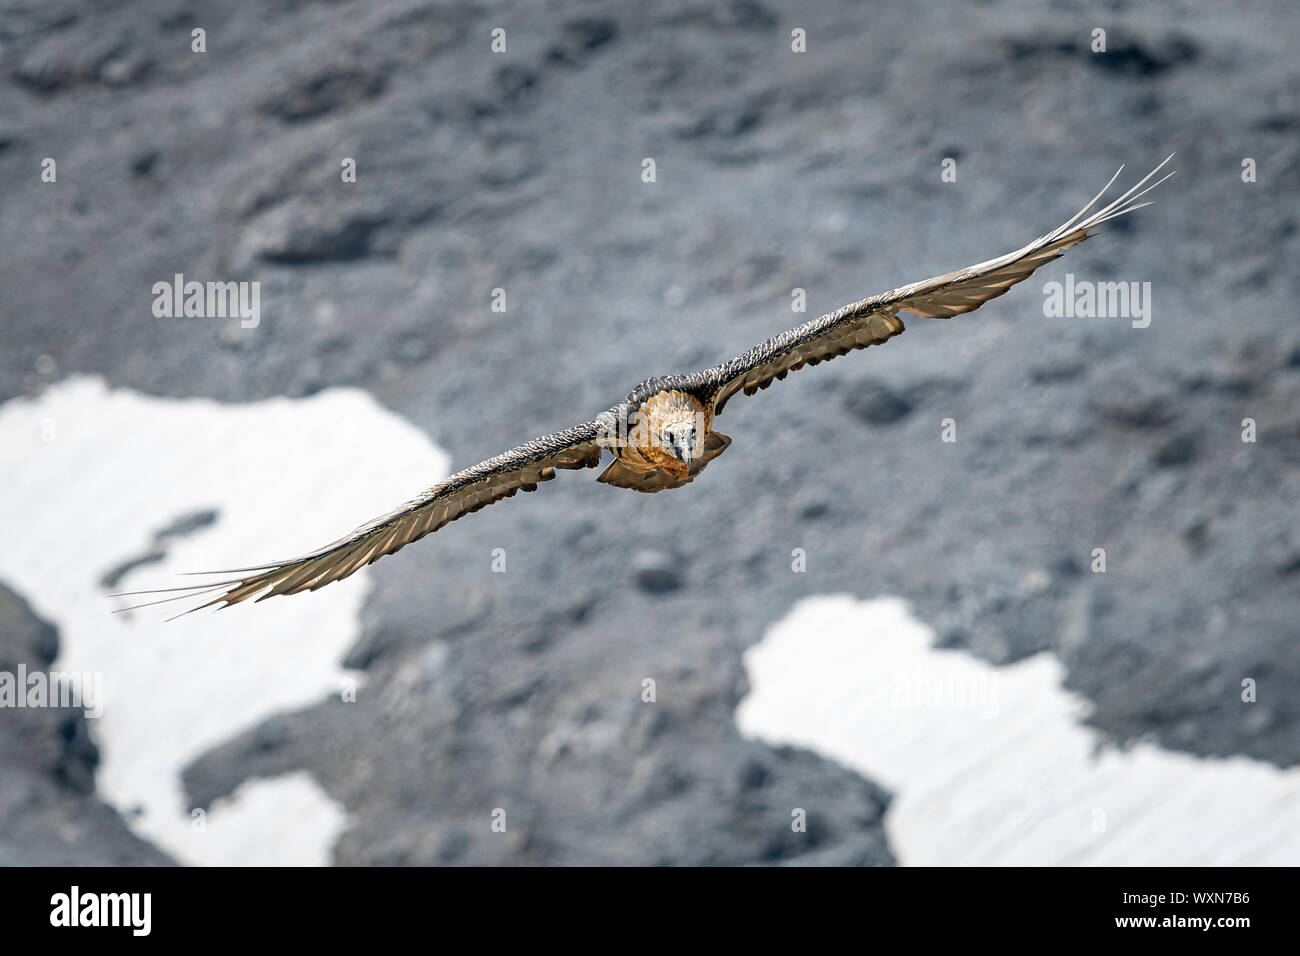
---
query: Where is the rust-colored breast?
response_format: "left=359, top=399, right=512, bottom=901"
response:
left=625, top=389, right=711, bottom=478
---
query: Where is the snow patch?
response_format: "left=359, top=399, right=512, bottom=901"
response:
left=737, top=594, right=1300, bottom=865
left=0, top=377, right=452, bottom=865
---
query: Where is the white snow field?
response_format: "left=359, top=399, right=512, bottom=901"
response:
left=738, top=595, right=1300, bottom=866
left=0, top=377, right=451, bottom=865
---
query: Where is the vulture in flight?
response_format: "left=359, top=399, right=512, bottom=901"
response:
left=116, top=157, right=1173, bottom=617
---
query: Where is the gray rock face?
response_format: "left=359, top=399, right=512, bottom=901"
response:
left=0, top=585, right=173, bottom=865
left=1, top=0, right=1297, bottom=864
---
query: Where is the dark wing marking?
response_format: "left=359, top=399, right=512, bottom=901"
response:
left=111, top=420, right=608, bottom=617
left=697, top=156, right=1174, bottom=415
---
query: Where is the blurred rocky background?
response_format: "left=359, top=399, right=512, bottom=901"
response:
left=0, top=0, right=1296, bottom=864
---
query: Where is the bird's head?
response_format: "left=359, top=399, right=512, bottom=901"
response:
left=659, top=419, right=700, bottom=467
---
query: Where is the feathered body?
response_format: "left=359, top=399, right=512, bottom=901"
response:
left=596, top=388, right=723, bottom=490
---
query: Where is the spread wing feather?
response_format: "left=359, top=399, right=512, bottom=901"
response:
left=701, top=156, right=1174, bottom=414
left=111, top=421, right=608, bottom=617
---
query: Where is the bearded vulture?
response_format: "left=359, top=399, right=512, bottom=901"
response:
left=115, top=156, right=1173, bottom=616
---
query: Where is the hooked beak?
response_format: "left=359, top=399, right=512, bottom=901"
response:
left=662, top=421, right=699, bottom=468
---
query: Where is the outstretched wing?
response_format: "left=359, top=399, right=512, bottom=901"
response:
left=113, top=420, right=608, bottom=616
left=701, top=156, right=1174, bottom=414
